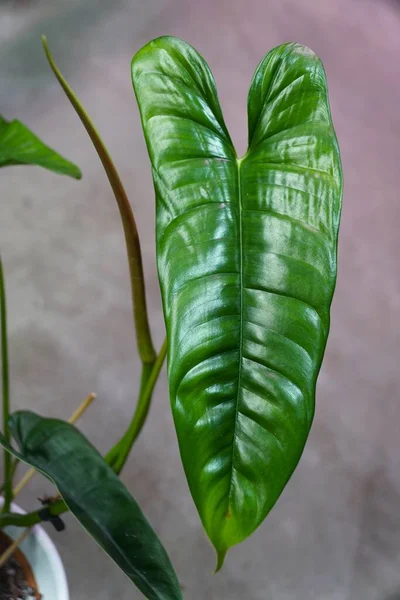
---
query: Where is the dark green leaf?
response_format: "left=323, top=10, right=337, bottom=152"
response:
left=1, top=411, right=182, bottom=600
left=0, top=116, right=81, bottom=178
left=132, top=37, right=342, bottom=565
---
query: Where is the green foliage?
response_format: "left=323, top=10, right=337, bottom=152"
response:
left=0, top=33, right=343, bottom=594
left=0, top=115, right=81, bottom=178
left=132, top=36, right=343, bottom=565
left=0, top=411, right=182, bottom=600
left=39, top=35, right=163, bottom=474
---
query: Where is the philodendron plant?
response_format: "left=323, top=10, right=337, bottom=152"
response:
left=0, top=35, right=342, bottom=599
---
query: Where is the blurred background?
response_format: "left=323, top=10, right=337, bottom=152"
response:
left=0, top=0, right=399, bottom=598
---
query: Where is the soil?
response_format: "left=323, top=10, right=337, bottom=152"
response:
left=0, top=531, right=41, bottom=600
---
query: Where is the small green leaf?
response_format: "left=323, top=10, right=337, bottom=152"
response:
left=0, top=115, right=81, bottom=178
left=1, top=411, right=182, bottom=600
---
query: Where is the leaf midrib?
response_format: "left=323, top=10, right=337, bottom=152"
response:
left=226, top=155, right=245, bottom=514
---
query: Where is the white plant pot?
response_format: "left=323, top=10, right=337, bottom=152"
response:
left=0, top=500, right=69, bottom=600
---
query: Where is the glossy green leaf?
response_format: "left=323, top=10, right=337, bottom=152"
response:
left=132, top=37, right=343, bottom=564
left=0, top=411, right=182, bottom=600
left=0, top=115, right=81, bottom=178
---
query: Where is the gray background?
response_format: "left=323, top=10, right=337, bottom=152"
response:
left=0, top=0, right=399, bottom=598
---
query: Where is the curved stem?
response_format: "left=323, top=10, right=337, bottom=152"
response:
left=42, top=36, right=164, bottom=474
left=106, top=338, right=167, bottom=474
left=0, top=257, right=12, bottom=513
left=0, top=345, right=167, bottom=527
left=0, top=337, right=166, bottom=526
left=42, top=36, right=156, bottom=366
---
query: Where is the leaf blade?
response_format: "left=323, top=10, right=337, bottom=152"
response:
left=3, top=411, right=182, bottom=600
left=0, top=116, right=81, bottom=178
left=132, top=37, right=342, bottom=560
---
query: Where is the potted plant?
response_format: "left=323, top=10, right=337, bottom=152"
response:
left=0, top=501, right=69, bottom=599
left=0, top=35, right=342, bottom=599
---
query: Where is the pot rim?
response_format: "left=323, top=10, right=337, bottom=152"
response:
left=0, top=498, right=69, bottom=600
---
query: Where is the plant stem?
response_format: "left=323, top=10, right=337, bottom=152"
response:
left=106, top=338, right=167, bottom=474
left=42, top=36, right=164, bottom=472
left=0, top=459, right=18, bottom=495
left=41, top=36, right=156, bottom=367
left=0, top=257, right=12, bottom=513
left=0, top=499, right=67, bottom=529
left=0, top=340, right=166, bottom=525
left=0, top=341, right=166, bottom=527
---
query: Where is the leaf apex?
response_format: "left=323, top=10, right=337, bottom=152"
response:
left=214, top=548, right=227, bottom=573
left=72, top=166, right=83, bottom=180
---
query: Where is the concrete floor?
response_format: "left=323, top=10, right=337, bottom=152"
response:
left=0, top=0, right=400, bottom=598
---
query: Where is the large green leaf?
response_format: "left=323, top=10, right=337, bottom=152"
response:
left=0, top=115, right=81, bottom=178
left=0, top=411, right=182, bottom=600
left=132, top=37, right=343, bottom=564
